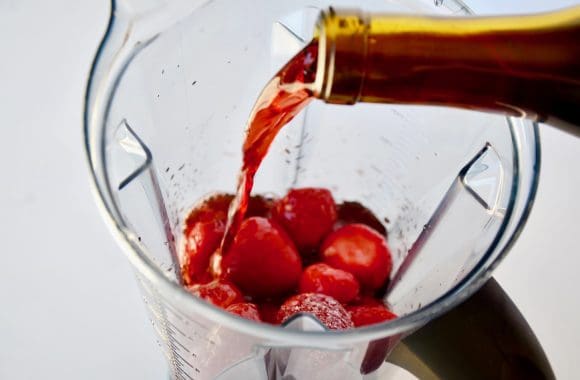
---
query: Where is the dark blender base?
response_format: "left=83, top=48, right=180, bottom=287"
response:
left=388, top=277, right=554, bottom=380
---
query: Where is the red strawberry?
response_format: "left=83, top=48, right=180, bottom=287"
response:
left=181, top=194, right=233, bottom=285
left=184, top=193, right=232, bottom=234
left=226, top=303, right=262, bottom=322
left=335, top=201, right=387, bottom=237
left=299, top=263, right=360, bottom=303
left=347, top=305, right=397, bottom=327
left=246, top=195, right=274, bottom=218
left=277, top=293, right=354, bottom=330
left=349, top=294, right=385, bottom=307
left=272, top=188, right=337, bottom=252
left=259, top=302, right=282, bottom=325
left=186, top=279, right=243, bottom=308
left=182, top=219, right=224, bottom=285
left=222, top=217, right=302, bottom=298
left=321, top=224, right=392, bottom=291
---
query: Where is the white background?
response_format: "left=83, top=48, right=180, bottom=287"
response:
left=0, top=0, right=578, bottom=378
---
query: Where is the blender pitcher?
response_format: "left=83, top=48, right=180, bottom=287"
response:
left=84, top=0, right=549, bottom=378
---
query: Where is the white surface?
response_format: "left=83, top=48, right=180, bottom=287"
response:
left=0, top=0, right=578, bottom=379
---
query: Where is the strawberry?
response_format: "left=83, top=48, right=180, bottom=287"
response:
left=259, top=302, right=282, bottom=325
left=181, top=194, right=233, bottom=285
left=221, top=217, right=302, bottom=298
left=349, top=294, right=385, bottom=307
left=183, top=194, right=232, bottom=234
left=226, top=303, right=262, bottom=322
left=272, top=188, right=337, bottom=252
left=321, top=224, right=392, bottom=291
left=186, top=279, right=243, bottom=308
left=347, top=305, right=397, bottom=327
left=182, top=219, right=224, bottom=285
left=298, top=263, right=359, bottom=303
left=246, top=195, right=274, bottom=218
left=277, top=293, right=354, bottom=330
left=335, top=201, right=387, bottom=237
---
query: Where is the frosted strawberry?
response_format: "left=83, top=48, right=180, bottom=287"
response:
left=277, top=293, right=353, bottom=330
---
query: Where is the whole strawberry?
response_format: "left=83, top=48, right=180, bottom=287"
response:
left=335, top=201, right=387, bottom=236
left=277, top=293, right=354, bottom=330
left=186, top=279, right=243, bottom=308
left=182, top=219, right=224, bottom=285
left=226, top=303, right=262, bottom=322
left=299, top=263, right=360, bottom=303
left=321, top=224, right=392, bottom=291
left=181, top=194, right=233, bottom=285
left=272, top=188, right=337, bottom=252
left=258, top=302, right=282, bottom=325
left=184, top=194, right=233, bottom=230
left=347, top=305, right=397, bottom=327
left=222, top=217, right=302, bottom=298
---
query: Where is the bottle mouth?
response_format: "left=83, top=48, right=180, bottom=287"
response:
left=314, top=8, right=368, bottom=104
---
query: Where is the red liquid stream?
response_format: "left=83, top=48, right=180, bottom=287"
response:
left=211, top=42, right=319, bottom=275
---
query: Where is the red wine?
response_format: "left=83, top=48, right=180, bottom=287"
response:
left=210, top=42, right=318, bottom=274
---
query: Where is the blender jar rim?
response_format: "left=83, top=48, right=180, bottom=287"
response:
left=83, top=0, right=541, bottom=345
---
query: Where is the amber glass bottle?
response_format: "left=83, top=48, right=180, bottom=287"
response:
left=313, top=6, right=580, bottom=134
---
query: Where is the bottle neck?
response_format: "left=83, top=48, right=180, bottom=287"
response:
left=314, top=7, right=580, bottom=133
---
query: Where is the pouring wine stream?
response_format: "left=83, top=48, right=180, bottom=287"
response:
left=209, top=42, right=319, bottom=277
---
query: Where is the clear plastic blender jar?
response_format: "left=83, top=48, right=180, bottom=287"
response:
left=84, top=0, right=541, bottom=378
